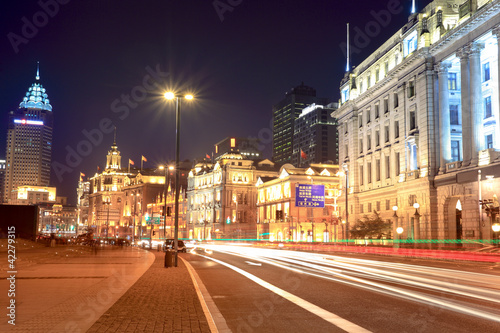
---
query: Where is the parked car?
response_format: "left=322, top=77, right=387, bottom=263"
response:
left=164, top=239, right=187, bottom=252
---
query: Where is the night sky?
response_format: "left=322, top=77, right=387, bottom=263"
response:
left=0, top=0, right=430, bottom=204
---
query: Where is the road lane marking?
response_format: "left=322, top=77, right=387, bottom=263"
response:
left=197, top=254, right=372, bottom=333
left=245, top=261, right=262, bottom=266
left=182, top=257, right=232, bottom=333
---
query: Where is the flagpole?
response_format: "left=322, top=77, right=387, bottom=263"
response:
left=128, top=160, right=130, bottom=173
left=141, top=158, right=143, bottom=171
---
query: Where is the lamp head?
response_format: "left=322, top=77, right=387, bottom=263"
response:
left=413, top=203, right=420, bottom=209
left=396, top=227, right=404, bottom=234
left=164, top=92, right=175, bottom=100
left=392, top=206, right=398, bottom=212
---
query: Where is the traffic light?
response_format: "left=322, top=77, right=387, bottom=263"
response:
left=226, top=217, right=231, bottom=224
left=166, top=207, right=172, bottom=216
left=153, top=230, right=156, bottom=236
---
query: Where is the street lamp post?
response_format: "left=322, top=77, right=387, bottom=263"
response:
left=396, top=226, right=404, bottom=249
left=413, top=203, right=420, bottom=247
left=341, top=164, right=349, bottom=244
left=103, top=197, right=111, bottom=244
left=160, top=165, right=174, bottom=244
left=393, top=205, right=399, bottom=248
left=132, top=192, right=139, bottom=245
left=164, top=91, right=193, bottom=267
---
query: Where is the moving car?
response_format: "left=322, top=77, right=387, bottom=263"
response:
left=164, top=239, right=187, bottom=252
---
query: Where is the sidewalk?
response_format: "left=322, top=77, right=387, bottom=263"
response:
left=0, top=243, right=154, bottom=332
left=86, top=251, right=211, bottom=333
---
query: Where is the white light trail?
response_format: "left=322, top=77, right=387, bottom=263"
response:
left=193, top=244, right=500, bottom=324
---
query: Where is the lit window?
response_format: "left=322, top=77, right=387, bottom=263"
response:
left=451, top=140, right=460, bottom=161
left=450, top=105, right=459, bottom=125
left=483, top=62, right=490, bottom=82
left=484, top=96, right=492, bottom=119
left=485, top=134, right=493, bottom=149
left=403, top=31, right=418, bottom=57
left=341, top=86, right=350, bottom=104
left=448, top=73, right=457, bottom=90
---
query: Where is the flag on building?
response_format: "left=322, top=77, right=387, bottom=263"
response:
left=206, top=154, right=210, bottom=159
left=300, top=149, right=307, bottom=160
left=97, top=166, right=101, bottom=172
left=142, top=155, right=147, bottom=162
left=80, top=172, right=85, bottom=181
left=129, top=159, right=134, bottom=165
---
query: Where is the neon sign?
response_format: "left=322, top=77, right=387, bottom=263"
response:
left=14, top=119, right=44, bottom=126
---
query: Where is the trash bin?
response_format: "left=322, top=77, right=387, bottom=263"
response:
left=164, top=249, right=175, bottom=268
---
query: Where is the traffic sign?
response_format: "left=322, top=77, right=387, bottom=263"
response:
left=295, top=184, right=325, bottom=208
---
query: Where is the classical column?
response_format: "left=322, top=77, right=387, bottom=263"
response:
left=457, top=46, right=471, bottom=166
left=469, top=42, right=485, bottom=166
left=436, top=61, right=452, bottom=173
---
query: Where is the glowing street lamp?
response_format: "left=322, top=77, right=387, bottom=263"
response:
left=492, top=223, right=500, bottom=247
left=164, top=91, right=194, bottom=267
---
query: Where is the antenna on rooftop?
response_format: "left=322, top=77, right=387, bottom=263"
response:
left=346, top=23, right=350, bottom=72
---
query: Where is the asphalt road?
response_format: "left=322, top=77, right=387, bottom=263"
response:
left=184, top=245, right=500, bottom=333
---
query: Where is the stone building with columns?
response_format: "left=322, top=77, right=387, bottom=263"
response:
left=333, top=0, right=500, bottom=242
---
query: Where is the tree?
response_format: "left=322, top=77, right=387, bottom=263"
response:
left=349, top=211, right=392, bottom=239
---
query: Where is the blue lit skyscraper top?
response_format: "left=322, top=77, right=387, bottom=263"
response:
left=18, top=62, right=52, bottom=111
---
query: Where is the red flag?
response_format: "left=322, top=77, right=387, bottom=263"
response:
left=129, top=159, right=135, bottom=165
left=97, top=166, right=101, bottom=172
left=80, top=172, right=85, bottom=181
left=142, top=155, right=147, bottom=162
left=300, top=149, right=307, bottom=160
left=206, top=154, right=211, bottom=159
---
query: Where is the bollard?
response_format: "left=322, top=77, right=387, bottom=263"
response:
left=164, top=249, right=175, bottom=268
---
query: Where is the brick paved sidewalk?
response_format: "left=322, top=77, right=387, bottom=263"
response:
left=86, top=252, right=212, bottom=333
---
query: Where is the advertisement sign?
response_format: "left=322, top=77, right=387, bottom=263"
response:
left=295, top=184, right=325, bottom=208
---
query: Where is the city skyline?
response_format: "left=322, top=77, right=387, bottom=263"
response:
left=0, top=0, right=430, bottom=203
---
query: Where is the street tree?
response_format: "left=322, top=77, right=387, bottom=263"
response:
left=350, top=211, right=392, bottom=239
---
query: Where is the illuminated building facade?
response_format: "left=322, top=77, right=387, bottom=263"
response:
left=38, top=203, right=77, bottom=235
left=88, top=139, right=129, bottom=239
left=292, top=103, right=339, bottom=167
left=10, top=185, right=56, bottom=205
left=256, top=163, right=341, bottom=242
left=273, top=83, right=329, bottom=164
left=3, top=64, right=54, bottom=203
left=76, top=178, right=90, bottom=234
left=187, top=153, right=279, bottom=240
left=334, top=0, right=500, bottom=241
left=146, top=184, right=188, bottom=241
left=214, top=137, right=262, bottom=160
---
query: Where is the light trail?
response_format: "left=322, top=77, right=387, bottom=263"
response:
left=192, top=244, right=500, bottom=325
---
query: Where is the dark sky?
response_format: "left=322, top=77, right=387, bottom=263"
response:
left=0, top=0, right=430, bottom=204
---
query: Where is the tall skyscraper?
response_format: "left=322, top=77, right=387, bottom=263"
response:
left=272, top=83, right=329, bottom=164
left=3, top=63, right=54, bottom=203
left=292, top=103, right=339, bottom=167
